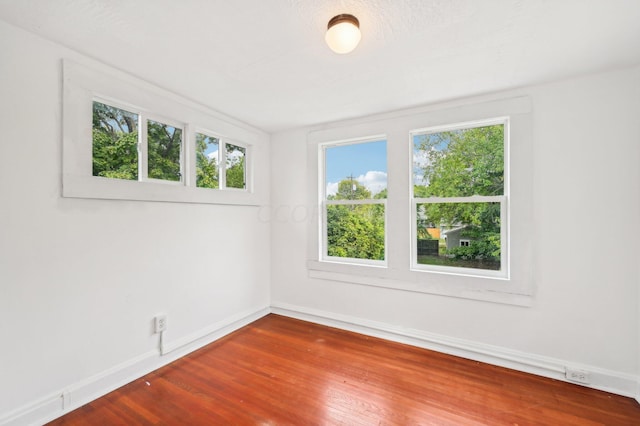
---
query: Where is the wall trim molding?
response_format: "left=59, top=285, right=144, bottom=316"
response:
left=0, top=306, right=270, bottom=426
left=3, top=303, right=637, bottom=425
left=271, top=302, right=638, bottom=399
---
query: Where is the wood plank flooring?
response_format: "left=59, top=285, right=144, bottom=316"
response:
left=48, top=314, right=640, bottom=425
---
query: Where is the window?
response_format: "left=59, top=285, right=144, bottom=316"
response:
left=195, top=133, right=249, bottom=190
left=89, top=100, right=252, bottom=191
left=225, top=143, right=246, bottom=189
left=146, top=119, right=183, bottom=182
left=195, top=133, right=220, bottom=189
left=93, top=100, right=185, bottom=184
left=64, top=59, right=266, bottom=205
left=322, top=138, right=387, bottom=264
left=92, top=102, right=139, bottom=181
left=412, top=120, right=507, bottom=277
left=306, top=96, right=532, bottom=305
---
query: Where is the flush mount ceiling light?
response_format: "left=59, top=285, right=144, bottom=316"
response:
left=325, top=14, right=361, bottom=54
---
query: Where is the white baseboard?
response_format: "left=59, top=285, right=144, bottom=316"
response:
left=271, top=302, right=639, bottom=399
left=3, top=303, right=637, bottom=425
left=0, top=306, right=270, bottom=426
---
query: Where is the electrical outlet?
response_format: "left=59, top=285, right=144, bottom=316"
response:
left=154, top=315, right=167, bottom=333
left=565, top=368, right=590, bottom=384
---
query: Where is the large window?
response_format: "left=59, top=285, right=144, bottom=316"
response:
left=322, top=139, right=387, bottom=264
left=307, top=96, right=531, bottom=304
left=411, top=120, right=507, bottom=277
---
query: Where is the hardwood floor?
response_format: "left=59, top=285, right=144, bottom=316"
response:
left=48, top=314, right=640, bottom=425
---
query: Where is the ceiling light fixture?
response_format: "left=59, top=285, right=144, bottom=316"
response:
left=325, top=14, right=361, bottom=54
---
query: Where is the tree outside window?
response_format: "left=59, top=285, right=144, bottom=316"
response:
left=324, top=140, right=387, bottom=262
left=413, top=122, right=505, bottom=272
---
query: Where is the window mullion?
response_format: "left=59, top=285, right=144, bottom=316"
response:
left=139, top=115, right=148, bottom=181
left=219, top=139, right=227, bottom=189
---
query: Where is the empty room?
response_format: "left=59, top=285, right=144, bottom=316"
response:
left=1, top=0, right=640, bottom=424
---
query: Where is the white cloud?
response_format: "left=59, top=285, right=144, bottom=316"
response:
left=207, top=149, right=218, bottom=160
left=326, top=181, right=339, bottom=197
left=226, top=148, right=245, bottom=166
left=413, top=149, right=431, bottom=168
left=357, top=170, right=387, bottom=195
left=326, top=171, right=388, bottom=197
left=412, top=149, right=431, bottom=186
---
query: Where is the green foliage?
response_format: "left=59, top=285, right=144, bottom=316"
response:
left=92, top=103, right=183, bottom=182
left=196, top=134, right=219, bottom=188
left=329, top=179, right=371, bottom=200
left=226, top=157, right=245, bottom=189
left=147, top=121, right=182, bottom=181
left=225, top=144, right=246, bottom=189
left=92, top=102, right=138, bottom=180
left=327, top=179, right=385, bottom=261
left=418, top=125, right=504, bottom=198
left=415, top=124, right=504, bottom=264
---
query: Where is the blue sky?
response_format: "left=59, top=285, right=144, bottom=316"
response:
left=325, top=139, right=387, bottom=196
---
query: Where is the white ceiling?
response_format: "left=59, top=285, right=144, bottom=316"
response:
left=1, top=0, right=639, bottom=133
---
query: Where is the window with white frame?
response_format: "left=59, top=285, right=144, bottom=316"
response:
left=63, top=59, right=265, bottom=206
left=194, top=133, right=248, bottom=190
left=90, top=98, right=253, bottom=193
left=195, top=132, right=220, bottom=189
left=411, top=119, right=508, bottom=278
left=92, top=101, right=140, bottom=181
left=321, top=138, right=387, bottom=264
left=307, top=97, right=532, bottom=305
left=225, top=142, right=247, bottom=189
left=92, top=100, right=185, bottom=184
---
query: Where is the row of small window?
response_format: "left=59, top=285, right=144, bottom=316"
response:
left=92, top=100, right=247, bottom=189
left=321, top=120, right=507, bottom=276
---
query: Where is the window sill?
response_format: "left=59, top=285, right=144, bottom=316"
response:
left=307, top=260, right=533, bottom=307
left=62, top=174, right=263, bottom=206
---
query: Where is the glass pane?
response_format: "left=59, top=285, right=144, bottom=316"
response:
left=195, top=133, right=219, bottom=189
left=416, top=202, right=501, bottom=270
left=147, top=120, right=182, bottom=181
left=325, top=140, right=387, bottom=200
left=226, top=143, right=246, bottom=189
left=327, top=204, right=385, bottom=261
left=413, top=124, right=504, bottom=198
left=92, top=101, right=139, bottom=180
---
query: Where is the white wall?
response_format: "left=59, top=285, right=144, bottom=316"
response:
left=270, top=65, right=640, bottom=394
left=0, top=21, right=270, bottom=422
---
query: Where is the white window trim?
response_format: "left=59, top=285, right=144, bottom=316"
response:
left=142, top=113, right=186, bottom=185
left=307, top=95, right=533, bottom=306
left=318, top=137, right=388, bottom=267
left=410, top=117, right=510, bottom=280
left=63, top=59, right=267, bottom=205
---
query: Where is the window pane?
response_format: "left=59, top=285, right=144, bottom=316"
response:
left=325, top=140, right=387, bottom=200
left=195, top=133, right=219, bottom=189
left=416, top=202, right=501, bottom=270
left=226, top=143, right=246, bottom=189
left=327, top=204, right=385, bottom=261
left=413, top=124, right=503, bottom=197
left=147, top=120, right=182, bottom=182
left=92, top=101, right=138, bottom=180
